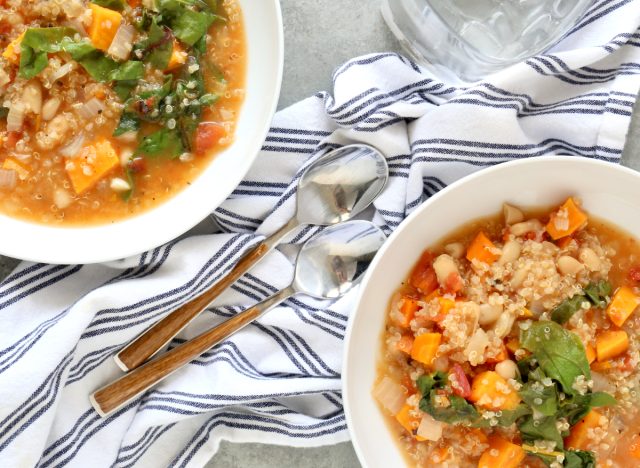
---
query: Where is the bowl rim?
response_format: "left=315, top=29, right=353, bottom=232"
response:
left=0, top=0, right=284, bottom=265
left=342, top=156, right=639, bottom=467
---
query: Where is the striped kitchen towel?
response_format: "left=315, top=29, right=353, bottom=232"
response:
left=1, top=1, right=640, bottom=466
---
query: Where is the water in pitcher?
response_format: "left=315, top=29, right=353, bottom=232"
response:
left=382, top=0, right=594, bottom=82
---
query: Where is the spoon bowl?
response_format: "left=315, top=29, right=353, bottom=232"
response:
left=294, top=221, right=387, bottom=299
left=296, top=145, right=388, bottom=225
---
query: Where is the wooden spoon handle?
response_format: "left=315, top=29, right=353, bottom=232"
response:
left=92, top=287, right=294, bottom=417
left=115, top=218, right=299, bottom=372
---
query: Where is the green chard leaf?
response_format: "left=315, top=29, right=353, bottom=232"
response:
left=420, top=394, right=480, bottom=425
left=519, top=380, right=558, bottom=417
left=518, top=415, right=564, bottom=450
left=520, top=321, right=591, bottom=395
left=551, top=295, right=590, bottom=325
left=564, top=450, right=596, bottom=468
left=416, top=371, right=447, bottom=396
left=589, top=391, right=617, bottom=408
left=583, top=281, right=612, bottom=308
left=113, top=112, right=141, bottom=136
left=91, top=0, right=126, bottom=10
left=18, top=27, right=75, bottom=79
left=18, top=28, right=144, bottom=85
left=552, top=281, right=612, bottom=324
left=157, top=0, right=218, bottom=46
left=113, top=80, right=139, bottom=101
left=137, top=128, right=183, bottom=157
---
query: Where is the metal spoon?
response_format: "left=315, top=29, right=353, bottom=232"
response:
left=115, top=144, right=388, bottom=372
left=92, top=220, right=386, bottom=416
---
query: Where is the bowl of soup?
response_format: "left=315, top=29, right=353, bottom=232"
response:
left=0, top=0, right=282, bottom=263
left=344, top=156, right=640, bottom=468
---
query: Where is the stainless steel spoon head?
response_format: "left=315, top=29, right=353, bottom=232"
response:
left=293, top=220, right=386, bottom=299
left=296, top=144, right=388, bottom=226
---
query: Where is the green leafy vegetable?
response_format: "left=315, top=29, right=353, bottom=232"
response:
left=519, top=370, right=558, bottom=417
left=18, top=28, right=144, bottom=83
left=551, top=295, right=590, bottom=325
left=589, top=391, right=617, bottom=408
left=519, top=415, right=564, bottom=449
left=113, top=80, right=139, bottom=101
left=91, top=0, right=126, bottom=10
left=416, top=371, right=447, bottom=396
left=157, top=0, right=218, bottom=46
left=551, top=281, right=612, bottom=324
left=520, top=321, right=591, bottom=395
left=19, top=27, right=75, bottom=79
left=419, top=394, right=480, bottom=425
left=564, top=450, right=596, bottom=468
left=114, top=112, right=141, bottom=136
left=583, top=281, right=612, bottom=307
left=137, top=128, right=183, bottom=157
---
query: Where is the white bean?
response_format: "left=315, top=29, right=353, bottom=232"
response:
left=495, top=359, right=518, bottom=380
left=493, top=311, right=516, bottom=338
left=433, top=254, right=460, bottom=287
left=503, top=203, right=524, bottom=225
left=498, top=240, right=521, bottom=265
left=41, top=97, right=61, bottom=121
left=579, top=247, right=601, bottom=272
left=22, top=80, right=42, bottom=115
left=444, top=242, right=465, bottom=259
left=464, top=328, right=489, bottom=365
left=557, top=255, right=584, bottom=276
left=510, top=268, right=528, bottom=289
left=478, top=303, right=502, bottom=326
left=510, top=219, right=543, bottom=236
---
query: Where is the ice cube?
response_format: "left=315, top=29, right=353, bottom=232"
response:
left=520, top=13, right=554, bottom=48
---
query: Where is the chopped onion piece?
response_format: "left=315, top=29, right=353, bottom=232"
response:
left=11, top=153, right=31, bottom=162
left=6, top=103, right=25, bottom=131
left=110, top=178, right=131, bottom=192
left=54, top=189, right=73, bottom=209
left=0, top=69, right=9, bottom=88
left=373, top=376, right=407, bottom=415
left=51, top=62, right=75, bottom=82
left=108, top=23, right=135, bottom=61
left=77, top=98, right=105, bottom=119
left=0, top=169, right=17, bottom=190
left=417, top=414, right=443, bottom=441
left=59, top=133, right=85, bottom=158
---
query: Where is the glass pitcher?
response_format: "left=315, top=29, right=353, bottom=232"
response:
left=382, top=0, right=595, bottom=83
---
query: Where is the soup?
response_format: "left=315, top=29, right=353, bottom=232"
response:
left=0, top=0, right=245, bottom=225
left=374, top=198, right=640, bottom=467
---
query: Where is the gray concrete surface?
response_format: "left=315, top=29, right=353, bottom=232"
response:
left=0, top=0, right=638, bottom=466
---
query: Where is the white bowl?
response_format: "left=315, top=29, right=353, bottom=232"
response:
left=343, top=156, right=640, bottom=468
left=1, top=0, right=283, bottom=264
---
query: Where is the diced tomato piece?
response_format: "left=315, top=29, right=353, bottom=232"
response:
left=444, top=271, right=464, bottom=294
left=409, top=251, right=438, bottom=295
left=127, top=157, right=146, bottom=174
left=4, top=131, right=21, bottom=150
left=195, top=122, right=226, bottom=156
left=449, top=363, right=471, bottom=399
left=629, top=267, right=640, bottom=283
left=127, top=0, right=142, bottom=7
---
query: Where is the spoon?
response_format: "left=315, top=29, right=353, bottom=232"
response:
left=92, top=220, right=386, bottom=416
left=114, top=144, right=388, bottom=372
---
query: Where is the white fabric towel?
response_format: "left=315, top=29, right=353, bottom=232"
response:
left=1, top=1, right=639, bottom=466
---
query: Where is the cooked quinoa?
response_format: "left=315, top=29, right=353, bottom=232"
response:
left=374, top=198, right=640, bottom=468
